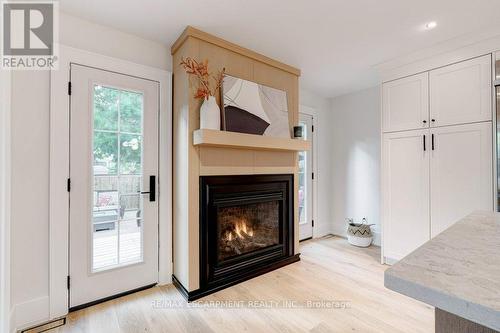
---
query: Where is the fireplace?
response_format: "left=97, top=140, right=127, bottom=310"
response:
left=191, top=174, right=298, bottom=300
left=218, top=201, right=280, bottom=261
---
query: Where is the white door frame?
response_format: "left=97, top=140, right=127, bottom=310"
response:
left=0, top=69, right=12, bottom=333
left=299, top=105, right=318, bottom=238
left=491, top=52, right=497, bottom=213
left=49, top=45, right=172, bottom=319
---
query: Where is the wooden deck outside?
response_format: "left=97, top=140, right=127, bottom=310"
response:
left=93, top=220, right=142, bottom=271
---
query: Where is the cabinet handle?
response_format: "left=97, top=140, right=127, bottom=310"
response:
left=423, top=135, right=426, bottom=151
left=431, top=119, right=436, bottom=123
left=423, top=120, right=427, bottom=124
left=431, top=134, right=435, bottom=151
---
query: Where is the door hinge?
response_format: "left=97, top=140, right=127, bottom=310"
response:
left=312, top=172, right=315, bottom=180
left=312, top=220, right=315, bottom=227
left=67, top=276, right=70, bottom=290
left=67, top=178, right=71, bottom=192
left=68, top=82, right=72, bottom=95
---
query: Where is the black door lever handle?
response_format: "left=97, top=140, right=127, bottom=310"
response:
left=139, top=175, right=156, bottom=202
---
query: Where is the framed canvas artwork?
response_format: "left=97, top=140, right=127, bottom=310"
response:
left=222, top=75, right=290, bottom=138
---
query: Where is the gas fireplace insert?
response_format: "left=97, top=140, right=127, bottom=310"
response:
left=183, top=174, right=299, bottom=300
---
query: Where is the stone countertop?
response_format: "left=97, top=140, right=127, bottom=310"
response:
left=384, top=211, right=500, bottom=331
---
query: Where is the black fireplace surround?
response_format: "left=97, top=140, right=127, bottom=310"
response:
left=174, top=174, right=299, bottom=301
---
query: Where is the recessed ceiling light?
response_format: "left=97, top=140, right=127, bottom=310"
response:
left=425, top=21, right=437, bottom=30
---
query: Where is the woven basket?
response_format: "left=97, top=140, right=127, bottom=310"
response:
left=347, top=222, right=373, bottom=247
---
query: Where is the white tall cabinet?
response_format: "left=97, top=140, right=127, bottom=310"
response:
left=382, top=54, right=494, bottom=263
left=430, top=122, right=493, bottom=237
left=382, top=129, right=430, bottom=260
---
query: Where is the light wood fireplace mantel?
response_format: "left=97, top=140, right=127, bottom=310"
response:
left=172, top=26, right=302, bottom=294
left=193, top=129, right=311, bottom=151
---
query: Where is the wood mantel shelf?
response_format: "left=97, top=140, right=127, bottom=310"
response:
left=193, top=129, right=311, bottom=151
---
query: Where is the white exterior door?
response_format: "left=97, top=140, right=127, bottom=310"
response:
left=430, top=122, right=493, bottom=237
left=69, top=64, right=159, bottom=308
left=430, top=55, right=492, bottom=127
left=382, top=129, right=430, bottom=260
left=298, top=113, right=313, bottom=240
left=382, top=72, right=429, bottom=132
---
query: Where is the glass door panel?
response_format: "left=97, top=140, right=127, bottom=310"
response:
left=298, top=113, right=313, bottom=240
left=92, top=85, right=144, bottom=272
left=298, top=123, right=308, bottom=226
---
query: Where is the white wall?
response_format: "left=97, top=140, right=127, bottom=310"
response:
left=329, top=87, right=381, bottom=245
left=300, top=88, right=333, bottom=238
left=59, top=14, right=171, bottom=70
left=10, top=69, right=51, bottom=329
left=1, top=69, right=12, bottom=333
left=9, top=12, right=170, bottom=331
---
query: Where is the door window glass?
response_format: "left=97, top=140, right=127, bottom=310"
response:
left=92, top=85, right=144, bottom=272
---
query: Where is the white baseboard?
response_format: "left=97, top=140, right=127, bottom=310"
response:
left=331, top=226, right=347, bottom=239
left=331, top=225, right=381, bottom=247
left=330, top=229, right=381, bottom=247
left=12, top=296, right=49, bottom=331
left=383, top=256, right=398, bottom=265
left=9, top=307, right=14, bottom=333
left=312, top=223, right=332, bottom=239
left=372, top=231, right=381, bottom=247
left=158, top=262, right=173, bottom=286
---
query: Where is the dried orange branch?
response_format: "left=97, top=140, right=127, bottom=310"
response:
left=180, top=57, right=225, bottom=100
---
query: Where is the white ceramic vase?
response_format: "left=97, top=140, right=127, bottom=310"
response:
left=200, top=96, right=220, bottom=130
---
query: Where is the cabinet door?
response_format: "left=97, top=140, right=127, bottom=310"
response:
left=430, top=55, right=492, bottom=127
left=430, top=122, right=493, bottom=237
left=382, top=129, right=430, bottom=261
left=382, top=73, right=429, bottom=133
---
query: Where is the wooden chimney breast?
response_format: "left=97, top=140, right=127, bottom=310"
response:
left=172, top=26, right=302, bottom=293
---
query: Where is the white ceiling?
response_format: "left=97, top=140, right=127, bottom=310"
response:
left=60, top=0, right=500, bottom=98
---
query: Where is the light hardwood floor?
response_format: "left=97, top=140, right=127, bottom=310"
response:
left=55, top=236, right=434, bottom=333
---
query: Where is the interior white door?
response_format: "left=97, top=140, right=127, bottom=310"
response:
left=430, top=122, right=493, bottom=237
left=69, top=64, right=159, bottom=308
left=298, top=113, right=313, bottom=240
left=382, top=129, right=430, bottom=261
left=382, top=72, right=429, bottom=133
left=430, top=55, right=492, bottom=127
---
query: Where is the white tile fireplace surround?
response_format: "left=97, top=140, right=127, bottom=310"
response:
left=171, top=27, right=309, bottom=298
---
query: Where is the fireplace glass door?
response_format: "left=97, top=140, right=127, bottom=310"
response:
left=200, top=174, right=294, bottom=293
left=218, top=201, right=280, bottom=261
